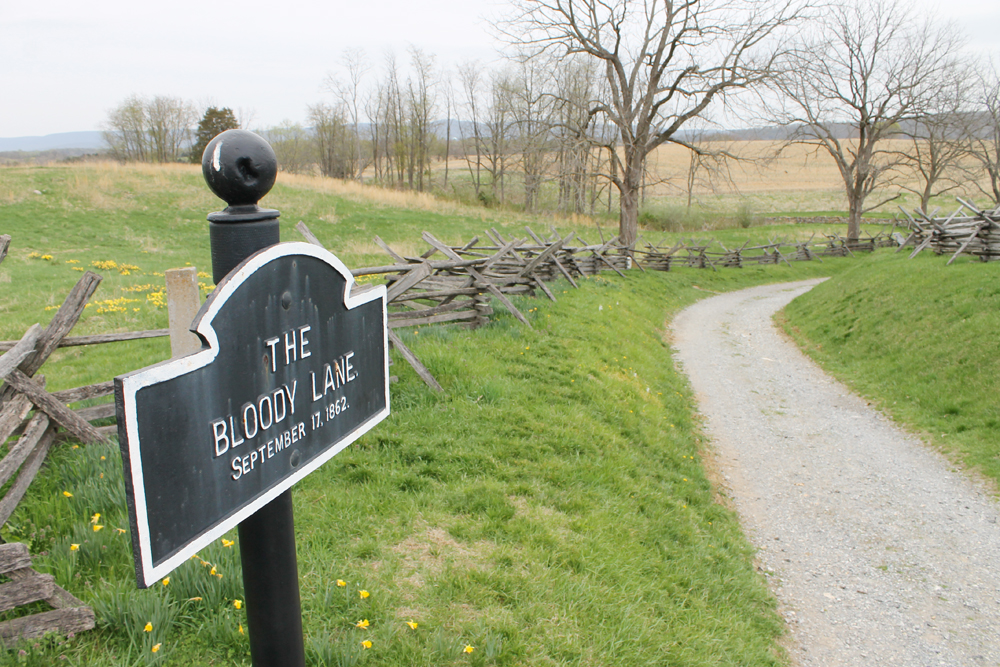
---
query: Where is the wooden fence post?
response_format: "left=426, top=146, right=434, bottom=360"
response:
left=165, top=267, right=202, bottom=358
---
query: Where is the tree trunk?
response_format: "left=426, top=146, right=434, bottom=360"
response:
left=618, top=151, right=643, bottom=247
left=847, top=198, right=862, bottom=242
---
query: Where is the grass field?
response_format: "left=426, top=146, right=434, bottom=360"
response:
left=433, top=139, right=995, bottom=222
left=0, top=161, right=866, bottom=666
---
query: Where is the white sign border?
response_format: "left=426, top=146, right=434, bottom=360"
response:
left=117, top=241, right=390, bottom=587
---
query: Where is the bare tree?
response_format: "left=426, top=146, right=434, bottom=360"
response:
left=771, top=0, right=962, bottom=240
left=508, top=58, right=555, bottom=211
left=407, top=47, right=437, bottom=191
left=458, top=62, right=488, bottom=200
left=104, top=95, right=196, bottom=163
left=961, top=59, right=1000, bottom=204
left=265, top=121, right=314, bottom=175
left=146, top=96, right=197, bottom=163
left=324, top=49, right=370, bottom=180
left=104, top=94, right=149, bottom=163
left=500, top=0, right=805, bottom=246
left=676, top=123, right=739, bottom=210
left=893, top=70, right=971, bottom=213
left=309, top=103, right=354, bottom=178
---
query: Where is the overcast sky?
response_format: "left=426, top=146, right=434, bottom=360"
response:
left=1, top=0, right=998, bottom=138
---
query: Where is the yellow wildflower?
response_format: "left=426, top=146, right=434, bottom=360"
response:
left=359, top=590, right=369, bottom=599
left=336, top=579, right=346, bottom=587
left=238, top=624, right=244, bottom=635
left=93, top=525, right=104, bottom=532
left=100, top=456, right=106, bottom=460
left=188, top=597, right=203, bottom=602
left=234, top=600, right=243, bottom=610
left=151, top=643, right=161, bottom=653
left=221, top=538, right=234, bottom=547
left=355, top=619, right=369, bottom=629
left=144, top=622, right=152, bottom=632
left=162, top=577, right=170, bottom=586
left=464, top=645, right=475, bottom=654
left=406, top=621, right=418, bottom=630
left=41, top=255, right=53, bottom=260
left=210, top=566, right=217, bottom=576
left=70, top=544, right=79, bottom=552
left=91, top=513, right=101, bottom=524
left=62, top=491, right=72, bottom=498
left=361, top=640, right=372, bottom=649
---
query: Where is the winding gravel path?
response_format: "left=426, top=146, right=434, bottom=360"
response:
left=671, top=279, right=1000, bottom=667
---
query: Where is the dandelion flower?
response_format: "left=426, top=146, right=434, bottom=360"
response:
left=62, top=491, right=73, bottom=498
left=93, top=525, right=104, bottom=532
left=90, top=513, right=101, bottom=524
left=162, top=577, right=170, bottom=586
left=221, top=538, right=235, bottom=548
left=144, top=623, right=153, bottom=633
left=69, top=544, right=79, bottom=552
left=406, top=621, right=418, bottom=630
left=151, top=643, right=161, bottom=653
left=464, top=645, right=475, bottom=654
left=359, top=590, right=370, bottom=599
left=336, top=579, right=346, bottom=587
left=234, top=600, right=242, bottom=610
left=361, top=640, right=372, bottom=649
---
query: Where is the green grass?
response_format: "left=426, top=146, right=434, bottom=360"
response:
left=0, top=162, right=855, bottom=665
left=782, top=250, right=1000, bottom=486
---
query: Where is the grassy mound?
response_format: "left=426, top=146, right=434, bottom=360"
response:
left=782, top=251, right=1000, bottom=485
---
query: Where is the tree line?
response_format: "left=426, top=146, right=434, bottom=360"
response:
left=103, top=0, right=1000, bottom=243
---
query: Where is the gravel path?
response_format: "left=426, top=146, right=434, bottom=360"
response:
left=671, top=279, right=1000, bottom=667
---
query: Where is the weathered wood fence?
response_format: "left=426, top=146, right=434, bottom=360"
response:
left=898, top=198, right=1000, bottom=264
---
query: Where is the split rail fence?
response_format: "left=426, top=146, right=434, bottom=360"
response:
left=897, top=199, right=1000, bottom=264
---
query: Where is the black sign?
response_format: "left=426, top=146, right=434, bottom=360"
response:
left=115, top=242, right=389, bottom=587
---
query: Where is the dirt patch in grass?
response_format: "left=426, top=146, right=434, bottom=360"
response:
left=391, top=524, right=493, bottom=593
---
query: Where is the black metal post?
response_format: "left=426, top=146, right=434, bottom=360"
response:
left=202, top=129, right=306, bottom=667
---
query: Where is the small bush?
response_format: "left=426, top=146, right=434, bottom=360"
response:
left=735, top=202, right=758, bottom=229
left=638, top=206, right=706, bottom=232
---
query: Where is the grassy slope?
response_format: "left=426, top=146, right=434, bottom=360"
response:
left=782, top=251, right=1000, bottom=486
left=1, top=163, right=851, bottom=665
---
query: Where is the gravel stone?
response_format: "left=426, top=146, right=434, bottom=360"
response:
left=671, top=279, right=1000, bottom=667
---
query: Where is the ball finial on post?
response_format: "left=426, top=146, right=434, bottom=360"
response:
left=202, top=129, right=282, bottom=284
left=202, top=129, right=280, bottom=222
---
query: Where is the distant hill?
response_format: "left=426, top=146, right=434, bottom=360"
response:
left=0, top=131, right=106, bottom=152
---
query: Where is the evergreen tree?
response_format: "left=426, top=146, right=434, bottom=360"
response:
left=189, top=107, right=239, bottom=163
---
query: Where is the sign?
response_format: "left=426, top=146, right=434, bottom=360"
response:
left=115, top=242, right=389, bottom=587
